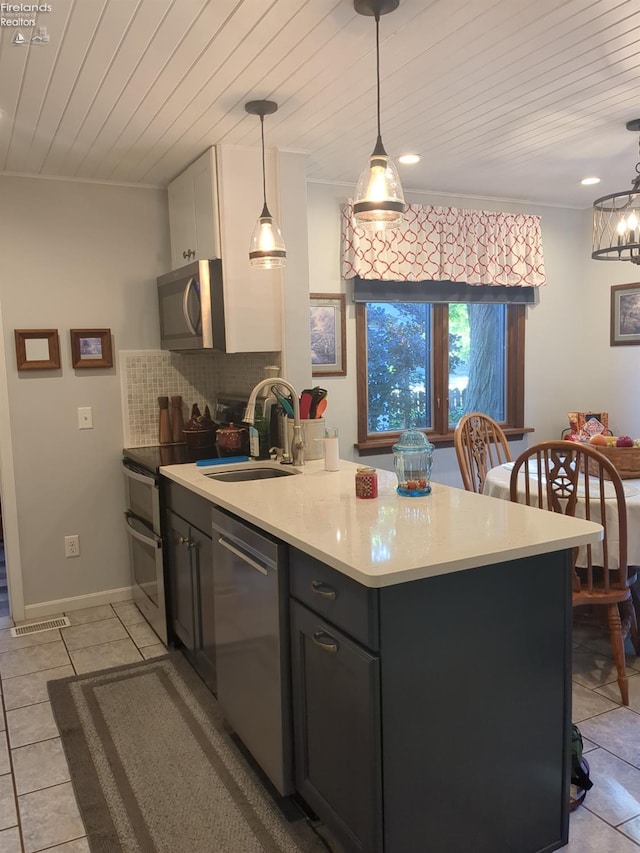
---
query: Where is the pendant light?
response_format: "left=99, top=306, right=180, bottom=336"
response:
left=245, top=99, right=286, bottom=268
left=353, top=0, right=406, bottom=230
left=592, top=119, right=640, bottom=264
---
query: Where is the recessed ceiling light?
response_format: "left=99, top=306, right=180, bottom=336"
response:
left=398, top=154, right=421, bottom=165
left=581, top=176, right=600, bottom=185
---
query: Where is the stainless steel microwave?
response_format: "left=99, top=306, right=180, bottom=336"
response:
left=157, top=259, right=226, bottom=351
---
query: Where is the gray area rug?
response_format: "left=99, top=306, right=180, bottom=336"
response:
left=48, top=653, right=328, bottom=853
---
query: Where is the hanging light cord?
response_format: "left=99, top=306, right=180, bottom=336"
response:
left=259, top=114, right=267, bottom=206
left=375, top=11, right=382, bottom=143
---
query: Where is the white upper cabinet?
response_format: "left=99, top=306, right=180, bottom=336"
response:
left=167, top=146, right=283, bottom=353
left=168, top=148, right=220, bottom=269
left=215, top=144, right=282, bottom=353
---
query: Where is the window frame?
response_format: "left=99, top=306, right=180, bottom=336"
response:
left=355, top=302, right=528, bottom=452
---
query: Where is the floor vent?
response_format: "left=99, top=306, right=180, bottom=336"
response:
left=10, top=616, right=71, bottom=637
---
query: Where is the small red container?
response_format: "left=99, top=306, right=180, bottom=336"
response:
left=355, top=467, right=378, bottom=499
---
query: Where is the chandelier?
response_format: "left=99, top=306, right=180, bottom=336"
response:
left=592, top=119, right=640, bottom=264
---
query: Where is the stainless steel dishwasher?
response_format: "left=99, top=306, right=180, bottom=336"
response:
left=211, top=505, right=293, bottom=796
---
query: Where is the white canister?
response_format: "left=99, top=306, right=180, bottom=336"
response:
left=323, top=427, right=340, bottom=471
left=286, top=418, right=326, bottom=461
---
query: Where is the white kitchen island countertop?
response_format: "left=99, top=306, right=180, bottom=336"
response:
left=161, top=457, right=603, bottom=588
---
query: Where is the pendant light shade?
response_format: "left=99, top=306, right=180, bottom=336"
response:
left=353, top=0, right=405, bottom=230
left=248, top=202, right=286, bottom=269
left=245, top=100, right=286, bottom=269
left=592, top=119, right=640, bottom=264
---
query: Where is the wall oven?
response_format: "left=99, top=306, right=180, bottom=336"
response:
left=122, top=458, right=167, bottom=645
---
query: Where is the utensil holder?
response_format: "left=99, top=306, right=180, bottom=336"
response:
left=286, top=418, right=326, bottom=461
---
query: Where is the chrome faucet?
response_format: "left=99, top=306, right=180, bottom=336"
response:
left=243, top=378, right=304, bottom=466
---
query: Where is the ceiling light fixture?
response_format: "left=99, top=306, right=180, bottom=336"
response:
left=592, top=119, right=640, bottom=264
left=398, top=153, right=421, bottom=165
left=245, top=99, right=286, bottom=269
left=353, top=0, right=405, bottom=230
left=581, top=176, right=600, bottom=186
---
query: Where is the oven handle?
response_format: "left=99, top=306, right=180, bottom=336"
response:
left=125, top=512, right=162, bottom=549
left=122, top=462, right=158, bottom=488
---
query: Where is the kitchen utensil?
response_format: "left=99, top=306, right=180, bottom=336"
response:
left=314, top=398, right=327, bottom=418
left=309, top=387, right=327, bottom=418
left=158, top=397, right=172, bottom=445
left=299, top=391, right=314, bottom=419
left=272, top=386, right=294, bottom=418
left=171, top=396, right=185, bottom=444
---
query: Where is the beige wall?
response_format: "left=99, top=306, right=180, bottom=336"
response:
left=2, top=167, right=637, bottom=616
left=305, top=181, right=621, bottom=487
left=0, top=175, right=169, bottom=615
left=583, top=207, right=640, bottom=433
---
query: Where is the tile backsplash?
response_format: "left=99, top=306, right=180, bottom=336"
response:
left=120, top=349, right=281, bottom=447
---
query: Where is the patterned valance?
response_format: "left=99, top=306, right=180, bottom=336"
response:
left=341, top=202, right=546, bottom=286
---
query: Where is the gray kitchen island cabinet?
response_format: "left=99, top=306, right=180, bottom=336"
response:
left=160, top=459, right=602, bottom=853
left=164, top=481, right=216, bottom=695
left=290, top=546, right=573, bottom=853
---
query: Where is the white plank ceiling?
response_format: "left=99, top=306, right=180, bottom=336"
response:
left=2, top=0, right=640, bottom=207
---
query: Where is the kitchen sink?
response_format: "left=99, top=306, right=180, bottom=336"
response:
left=205, top=467, right=300, bottom=482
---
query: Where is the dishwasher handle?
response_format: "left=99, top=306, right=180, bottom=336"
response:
left=217, top=535, right=269, bottom=576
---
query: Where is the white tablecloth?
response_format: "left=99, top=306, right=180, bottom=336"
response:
left=483, top=463, right=640, bottom=569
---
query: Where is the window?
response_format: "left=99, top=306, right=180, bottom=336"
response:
left=355, top=300, right=526, bottom=449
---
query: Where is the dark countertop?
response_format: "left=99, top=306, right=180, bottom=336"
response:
left=123, top=444, right=218, bottom=473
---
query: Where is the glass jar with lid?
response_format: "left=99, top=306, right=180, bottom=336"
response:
left=392, top=429, right=434, bottom=497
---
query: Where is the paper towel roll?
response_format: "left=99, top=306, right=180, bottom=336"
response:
left=324, top=436, right=339, bottom=471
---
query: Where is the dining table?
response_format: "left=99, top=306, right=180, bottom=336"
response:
left=483, top=461, right=640, bottom=569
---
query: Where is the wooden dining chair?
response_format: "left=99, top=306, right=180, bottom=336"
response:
left=509, top=440, right=640, bottom=706
left=454, top=412, right=512, bottom=493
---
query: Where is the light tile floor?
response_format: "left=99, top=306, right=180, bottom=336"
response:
left=0, top=603, right=639, bottom=850
left=0, top=600, right=165, bottom=852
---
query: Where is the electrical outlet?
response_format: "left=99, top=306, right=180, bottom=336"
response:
left=64, top=535, right=80, bottom=558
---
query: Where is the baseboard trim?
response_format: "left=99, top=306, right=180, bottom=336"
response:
left=23, top=586, right=136, bottom=621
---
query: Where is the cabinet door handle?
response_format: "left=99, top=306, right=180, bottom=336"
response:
left=312, top=630, right=338, bottom=653
left=178, top=535, right=193, bottom=548
left=311, top=580, right=336, bottom=600
left=183, top=249, right=195, bottom=260
left=217, top=536, right=269, bottom=576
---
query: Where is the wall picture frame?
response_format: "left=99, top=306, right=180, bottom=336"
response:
left=70, top=329, right=113, bottom=368
left=310, top=293, right=346, bottom=377
left=14, top=329, right=61, bottom=370
left=611, top=283, right=640, bottom=346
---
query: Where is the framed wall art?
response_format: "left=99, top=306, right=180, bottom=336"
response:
left=14, top=329, right=61, bottom=370
left=70, top=329, right=113, bottom=368
left=611, top=283, right=640, bottom=346
left=310, top=293, right=346, bottom=377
